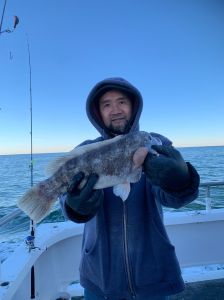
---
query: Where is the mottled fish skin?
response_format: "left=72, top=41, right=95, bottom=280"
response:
left=17, top=131, right=161, bottom=222
left=46, top=131, right=152, bottom=192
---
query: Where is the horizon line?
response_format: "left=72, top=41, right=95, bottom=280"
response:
left=0, top=144, right=223, bottom=156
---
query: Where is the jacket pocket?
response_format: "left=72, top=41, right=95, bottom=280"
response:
left=80, top=217, right=99, bottom=256
left=134, top=219, right=180, bottom=287
left=80, top=222, right=125, bottom=293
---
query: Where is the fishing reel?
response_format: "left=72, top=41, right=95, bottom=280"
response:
left=25, top=235, right=35, bottom=251
left=25, top=235, right=41, bottom=252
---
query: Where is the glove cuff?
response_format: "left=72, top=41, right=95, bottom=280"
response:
left=65, top=189, right=104, bottom=222
left=64, top=202, right=98, bottom=223
left=162, top=162, right=200, bottom=198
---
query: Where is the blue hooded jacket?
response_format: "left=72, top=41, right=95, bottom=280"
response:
left=62, top=78, right=200, bottom=299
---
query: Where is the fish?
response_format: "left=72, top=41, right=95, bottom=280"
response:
left=17, top=131, right=162, bottom=223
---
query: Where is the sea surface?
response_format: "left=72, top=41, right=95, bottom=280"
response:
left=0, top=146, right=224, bottom=261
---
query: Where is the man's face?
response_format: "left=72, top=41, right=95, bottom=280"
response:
left=99, top=90, right=132, bottom=135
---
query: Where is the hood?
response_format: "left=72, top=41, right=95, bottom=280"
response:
left=86, top=77, right=143, bottom=138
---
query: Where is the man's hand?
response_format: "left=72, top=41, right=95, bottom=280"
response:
left=65, top=172, right=103, bottom=215
left=144, top=145, right=190, bottom=191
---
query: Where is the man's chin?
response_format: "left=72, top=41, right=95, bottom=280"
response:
left=107, top=120, right=132, bottom=136
left=108, top=125, right=129, bottom=135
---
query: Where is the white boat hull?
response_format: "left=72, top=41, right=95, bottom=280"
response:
left=1, top=209, right=224, bottom=300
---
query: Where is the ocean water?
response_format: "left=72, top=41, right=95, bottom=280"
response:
left=0, top=146, right=224, bottom=260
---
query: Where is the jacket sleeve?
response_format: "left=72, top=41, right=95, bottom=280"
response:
left=59, top=194, right=96, bottom=223
left=150, top=132, right=200, bottom=208
left=150, top=162, right=200, bottom=209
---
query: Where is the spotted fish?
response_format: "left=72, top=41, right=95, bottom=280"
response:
left=17, top=131, right=161, bottom=223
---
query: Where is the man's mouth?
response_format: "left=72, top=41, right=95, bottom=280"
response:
left=111, top=118, right=125, bottom=123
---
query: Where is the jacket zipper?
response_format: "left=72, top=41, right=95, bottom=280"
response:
left=123, top=201, right=136, bottom=298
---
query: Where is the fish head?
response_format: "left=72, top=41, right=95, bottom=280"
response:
left=137, top=131, right=162, bottom=155
left=131, top=131, right=162, bottom=171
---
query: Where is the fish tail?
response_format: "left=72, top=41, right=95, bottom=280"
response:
left=17, top=180, right=57, bottom=223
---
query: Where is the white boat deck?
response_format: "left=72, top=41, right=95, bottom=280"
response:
left=70, top=279, right=224, bottom=300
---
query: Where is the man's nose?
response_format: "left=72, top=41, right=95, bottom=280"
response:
left=111, top=104, right=122, bottom=114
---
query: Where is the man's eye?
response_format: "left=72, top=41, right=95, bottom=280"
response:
left=103, top=103, right=110, bottom=108
left=120, top=100, right=127, bottom=105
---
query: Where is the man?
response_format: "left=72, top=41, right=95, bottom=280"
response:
left=60, top=77, right=200, bottom=300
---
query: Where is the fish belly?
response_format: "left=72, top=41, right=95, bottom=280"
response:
left=94, top=167, right=142, bottom=189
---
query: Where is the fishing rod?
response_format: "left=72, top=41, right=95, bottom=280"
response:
left=26, top=34, right=35, bottom=240
left=0, top=2, right=22, bottom=226
left=0, top=0, right=7, bottom=34
left=0, top=2, right=35, bottom=295
left=27, top=36, right=34, bottom=190
left=26, top=35, right=36, bottom=300
left=0, top=0, right=19, bottom=35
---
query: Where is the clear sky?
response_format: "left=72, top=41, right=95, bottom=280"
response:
left=0, top=0, right=223, bottom=154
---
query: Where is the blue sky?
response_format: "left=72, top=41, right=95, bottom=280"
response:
left=0, top=0, right=223, bottom=154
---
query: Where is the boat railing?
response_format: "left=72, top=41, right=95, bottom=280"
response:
left=200, top=181, right=224, bottom=212
left=0, top=181, right=224, bottom=227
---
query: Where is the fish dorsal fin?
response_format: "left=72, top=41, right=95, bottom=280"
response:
left=45, top=134, right=123, bottom=176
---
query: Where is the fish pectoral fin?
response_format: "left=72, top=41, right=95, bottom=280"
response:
left=113, top=183, right=130, bottom=201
